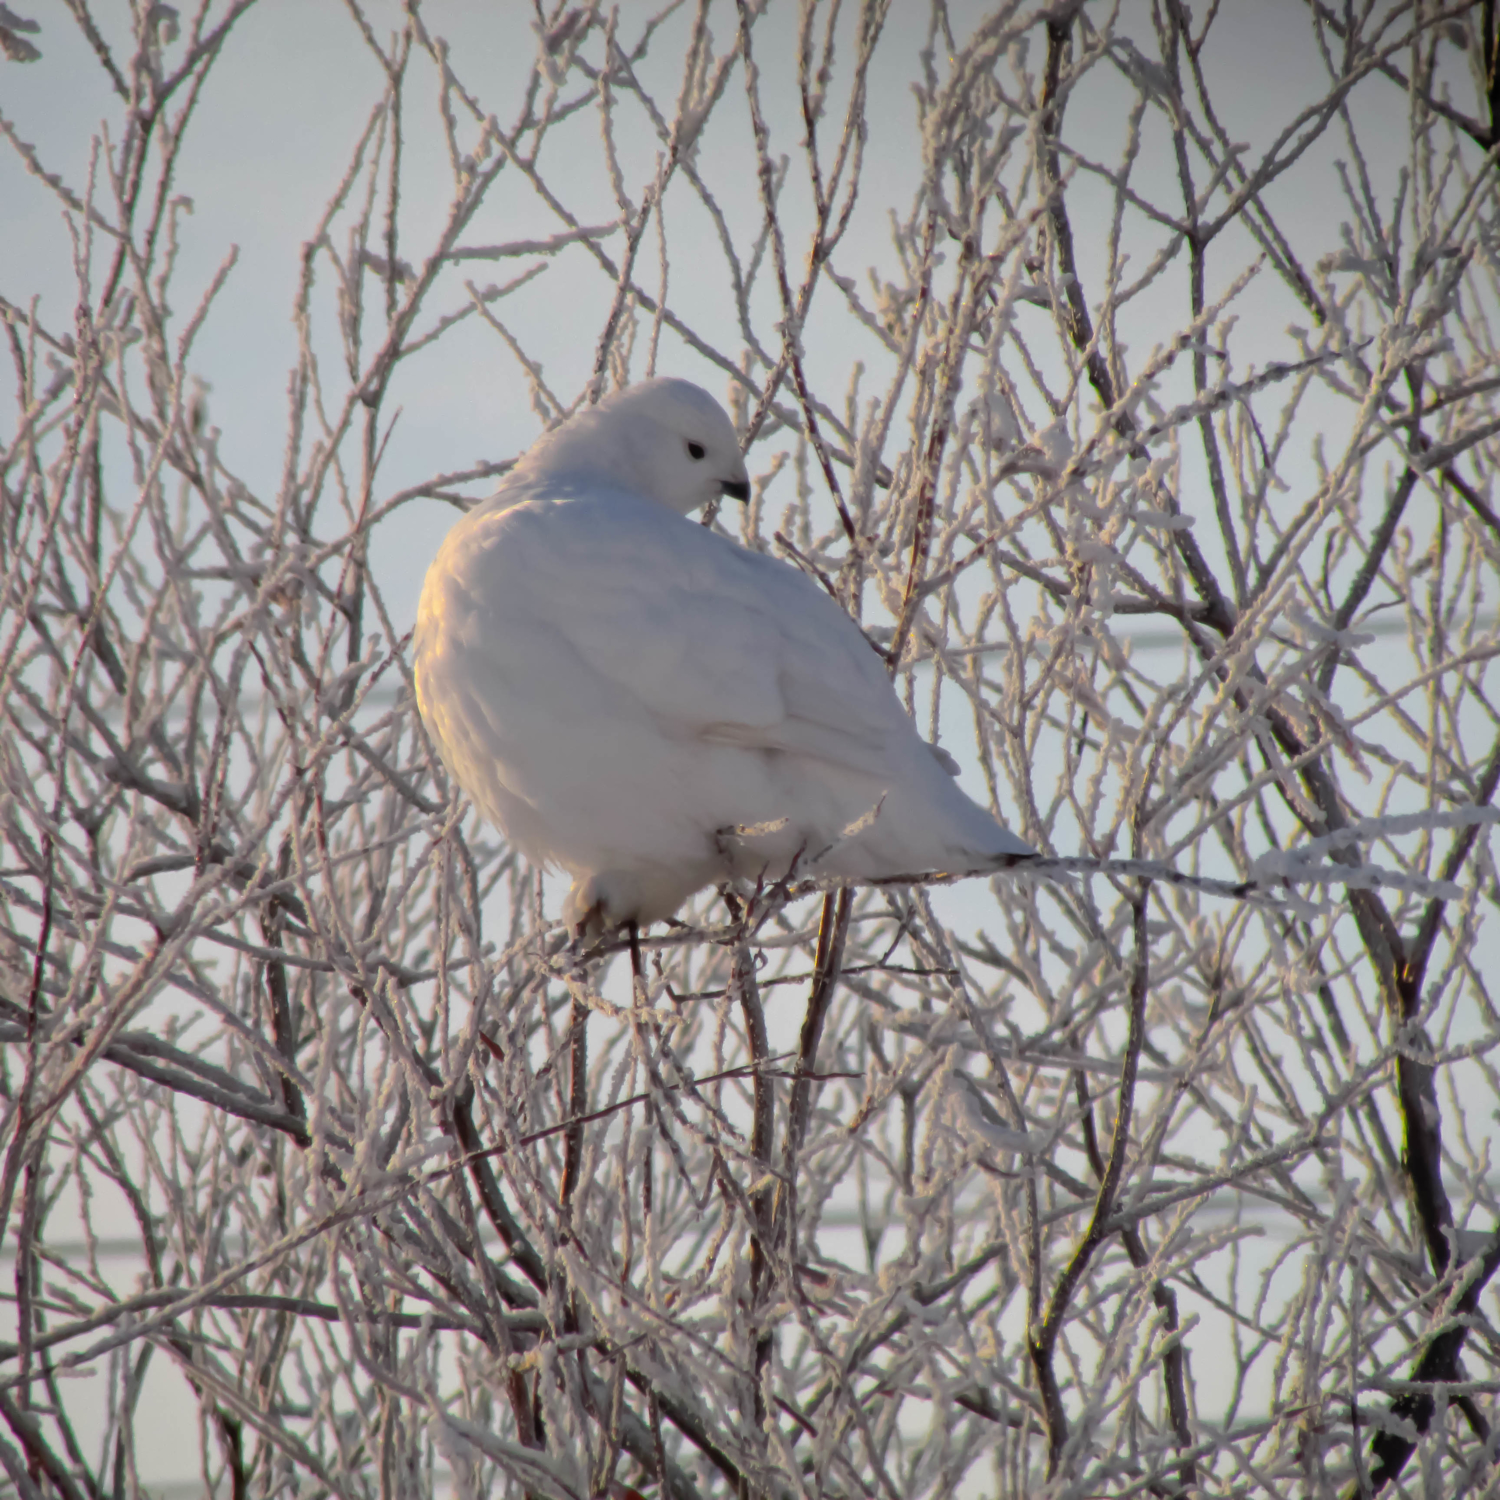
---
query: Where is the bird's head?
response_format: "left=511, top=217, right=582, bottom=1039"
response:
left=538, top=378, right=751, bottom=516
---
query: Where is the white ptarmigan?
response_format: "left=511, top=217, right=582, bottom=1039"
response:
left=413, top=378, right=1032, bottom=932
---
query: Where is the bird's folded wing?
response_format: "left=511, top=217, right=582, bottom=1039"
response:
left=488, top=494, right=908, bottom=775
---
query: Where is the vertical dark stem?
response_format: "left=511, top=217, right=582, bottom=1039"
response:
left=219, top=1412, right=248, bottom=1500
left=1353, top=732, right=1500, bottom=1492
left=383, top=36, right=404, bottom=327
left=14, top=1159, right=38, bottom=1412
left=262, top=840, right=304, bottom=1127
left=452, top=1094, right=549, bottom=1293
left=734, top=0, right=857, bottom=542
left=560, top=996, right=589, bottom=1216
left=629, top=920, right=645, bottom=999
left=649, top=1386, right=669, bottom=1500
left=1073, top=1050, right=1195, bottom=1493
left=0, top=832, right=55, bottom=1247
left=780, top=888, right=851, bottom=1195
left=1364, top=1231, right=1500, bottom=1494
left=769, top=886, right=852, bottom=1301
left=1030, top=889, right=1152, bottom=1476
left=733, top=921, right=775, bottom=1451
left=1484, top=0, right=1500, bottom=147
left=1161, top=0, right=1245, bottom=610
left=448, top=1092, right=544, bottom=1451
left=1039, top=12, right=1236, bottom=635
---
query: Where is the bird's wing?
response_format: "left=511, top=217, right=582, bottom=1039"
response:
left=469, top=490, right=909, bottom=775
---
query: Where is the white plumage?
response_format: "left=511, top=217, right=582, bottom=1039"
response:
left=413, top=378, right=1032, bottom=931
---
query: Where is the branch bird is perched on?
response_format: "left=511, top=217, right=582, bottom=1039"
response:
left=414, top=378, right=1033, bottom=934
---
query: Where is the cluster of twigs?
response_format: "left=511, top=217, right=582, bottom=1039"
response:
left=4, top=2, right=1500, bottom=1496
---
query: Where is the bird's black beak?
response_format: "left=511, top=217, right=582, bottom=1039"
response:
left=720, top=478, right=750, bottom=503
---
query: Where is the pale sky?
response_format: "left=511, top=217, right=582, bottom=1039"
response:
left=1, top=0, right=1411, bottom=632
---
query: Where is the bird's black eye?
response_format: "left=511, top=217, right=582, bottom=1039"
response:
left=687, top=441, right=706, bottom=460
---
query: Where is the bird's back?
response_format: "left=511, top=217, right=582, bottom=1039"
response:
left=414, top=411, right=1029, bottom=928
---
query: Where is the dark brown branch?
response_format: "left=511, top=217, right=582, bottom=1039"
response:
left=1316, top=467, right=1419, bottom=694
left=261, top=841, right=305, bottom=1128
left=0, top=1019, right=315, bottom=1148
left=0, top=1290, right=520, bottom=1363
left=450, top=1090, right=551, bottom=1295
left=0, top=1387, right=90, bottom=1500
left=1030, top=891, right=1151, bottom=1476
left=558, top=993, right=589, bottom=1215
left=775, top=888, right=851, bottom=1241
left=1352, top=730, right=1500, bottom=1491
left=1363, top=1229, right=1500, bottom=1495
left=1302, top=0, right=1494, bottom=151
left=731, top=913, right=776, bottom=1437
left=1074, top=1039, right=1195, bottom=1493
left=1043, top=24, right=1484, bottom=1435
left=1039, top=16, right=1237, bottom=639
